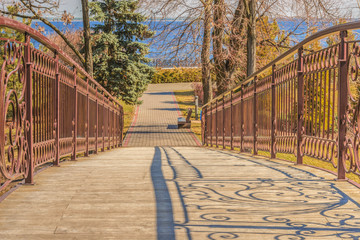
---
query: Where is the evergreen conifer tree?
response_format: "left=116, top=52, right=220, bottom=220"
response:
left=90, top=0, right=154, bottom=104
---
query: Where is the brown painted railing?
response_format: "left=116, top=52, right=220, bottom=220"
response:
left=202, top=21, right=360, bottom=181
left=0, top=17, right=123, bottom=190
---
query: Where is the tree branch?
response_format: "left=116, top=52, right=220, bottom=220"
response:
left=0, top=10, right=37, bottom=19
left=17, top=0, right=85, bottom=66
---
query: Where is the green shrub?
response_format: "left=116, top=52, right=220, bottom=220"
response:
left=151, top=67, right=202, bottom=83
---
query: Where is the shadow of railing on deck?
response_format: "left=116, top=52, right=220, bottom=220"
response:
left=151, top=147, right=360, bottom=239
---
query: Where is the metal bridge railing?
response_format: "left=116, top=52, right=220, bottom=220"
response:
left=0, top=17, right=124, bottom=190
left=202, top=21, right=360, bottom=181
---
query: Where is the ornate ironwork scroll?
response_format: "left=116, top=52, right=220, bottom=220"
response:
left=344, top=41, right=360, bottom=176
left=0, top=41, right=29, bottom=190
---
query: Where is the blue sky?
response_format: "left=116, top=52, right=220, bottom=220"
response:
left=58, top=0, right=82, bottom=19
left=57, top=0, right=360, bottom=19
left=2, top=0, right=357, bottom=20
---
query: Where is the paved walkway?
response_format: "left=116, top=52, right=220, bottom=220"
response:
left=124, top=83, right=200, bottom=147
left=1, top=147, right=360, bottom=239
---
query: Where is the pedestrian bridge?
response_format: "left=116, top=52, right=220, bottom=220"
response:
left=2, top=17, right=360, bottom=240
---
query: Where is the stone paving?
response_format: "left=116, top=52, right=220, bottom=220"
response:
left=124, top=83, right=200, bottom=147
left=1, top=147, right=360, bottom=239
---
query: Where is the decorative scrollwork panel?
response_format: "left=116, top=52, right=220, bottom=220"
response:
left=344, top=41, right=360, bottom=176
left=0, top=40, right=29, bottom=190
left=302, top=44, right=339, bottom=163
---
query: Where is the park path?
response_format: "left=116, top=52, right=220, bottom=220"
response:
left=1, top=83, right=360, bottom=239
left=124, top=83, right=200, bottom=147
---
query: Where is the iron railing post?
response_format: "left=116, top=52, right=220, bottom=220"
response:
left=102, top=93, right=105, bottom=152
left=216, top=100, right=218, bottom=148
left=101, top=125, right=105, bottom=151
left=253, top=77, right=258, bottom=155
left=240, top=86, right=244, bottom=152
left=230, top=91, right=234, bottom=150
left=117, top=109, right=119, bottom=147
left=110, top=109, right=112, bottom=148
left=271, top=65, right=276, bottom=158
left=112, top=110, right=114, bottom=148
left=118, top=110, right=120, bottom=147
left=72, top=67, right=77, bottom=161
left=24, top=33, right=34, bottom=184
left=210, top=104, right=212, bottom=146
left=119, top=107, right=123, bottom=147
left=297, top=47, right=304, bottom=164
left=338, top=30, right=349, bottom=180
left=85, top=77, right=89, bottom=156
left=114, top=111, right=117, bottom=147
left=54, top=52, right=60, bottom=166
left=95, top=87, right=98, bottom=154
left=117, top=111, right=120, bottom=147
left=113, top=112, right=114, bottom=148
left=119, top=109, right=122, bottom=147
left=118, top=110, right=121, bottom=147
left=121, top=106, right=124, bottom=146
left=222, top=96, right=225, bottom=148
left=108, top=107, right=111, bottom=150
left=121, top=109, right=123, bottom=146
left=203, top=106, right=207, bottom=145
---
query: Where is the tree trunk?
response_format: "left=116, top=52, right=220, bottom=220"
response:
left=213, top=0, right=227, bottom=95
left=246, top=0, right=256, bottom=77
left=201, top=0, right=213, bottom=104
left=81, top=0, right=93, bottom=77
left=227, top=0, right=245, bottom=81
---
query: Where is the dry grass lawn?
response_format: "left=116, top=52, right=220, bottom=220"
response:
left=174, top=90, right=202, bottom=141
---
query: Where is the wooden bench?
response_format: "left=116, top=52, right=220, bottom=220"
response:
left=178, top=108, right=192, bottom=129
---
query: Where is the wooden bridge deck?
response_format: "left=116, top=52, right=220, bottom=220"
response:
left=2, top=84, right=360, bottom=239
left=1, top=147, right=360, bottom=239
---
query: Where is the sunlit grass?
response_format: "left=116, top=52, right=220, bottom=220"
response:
left=259, top=150, right=360, bottom=184
left=258, top=150, right=337, bottom=171
left=174, top=90, right=196, bottom=117
left=207, top=145, right=360, bottom=184
left=173, top=90, right=202, bottom=140
left=191, top=121, right=202, bottom=140
left=120, top=100, right=136, bottom=136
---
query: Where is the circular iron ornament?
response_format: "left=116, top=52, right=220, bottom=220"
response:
left=0, top=41, right=29, bottom=187
left=342, top=42, right=360, bottom=176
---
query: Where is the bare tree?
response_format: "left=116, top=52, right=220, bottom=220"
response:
left=81, top=0, right=93, bottom=76
left=139, top=0, right=349, bottom=97
left=245, top=0, right=256, bottom=77
left=201, top=0, right=213, bottom=103
left=227, top=0, right=246, bottom=81
left=218, top=0, right=346, bottom=91
left=47, top=29, right=84, bottom=66
left=142, top=0, right=214, bottom=102
left=212, top=0, right=226, bottom=93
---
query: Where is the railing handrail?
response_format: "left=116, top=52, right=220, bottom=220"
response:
left=203, top=20, right=360, bottom=108
left=0, top=16, right=121, bottom=106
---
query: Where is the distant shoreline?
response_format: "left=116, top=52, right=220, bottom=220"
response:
left=32, top=16, right=357, bottom=23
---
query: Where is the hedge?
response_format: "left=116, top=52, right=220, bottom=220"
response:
left=151, top=67, right=202, bottom=83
